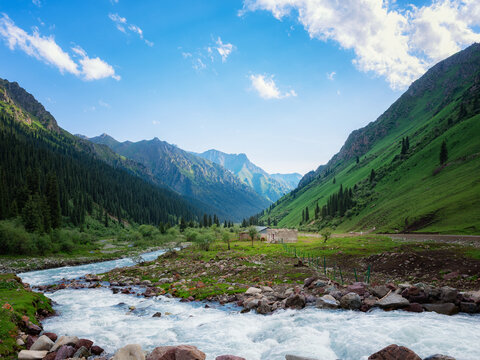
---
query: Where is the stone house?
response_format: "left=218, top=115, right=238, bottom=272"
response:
left=239, top=226, right=298, bottom=243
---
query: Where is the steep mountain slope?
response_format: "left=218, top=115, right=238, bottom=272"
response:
left=88, top=135, right=270, bottom=221
left=195, top=149, right=301, bottom=202
left=261, top=43, right=480, bottom=234
left=0, top=78, right=201, bottom=227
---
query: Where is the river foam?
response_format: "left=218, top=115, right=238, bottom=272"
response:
left=42, top=287, right=480, bottom=360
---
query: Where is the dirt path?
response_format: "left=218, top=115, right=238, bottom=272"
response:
left=382, top=233, right=480, bottom=247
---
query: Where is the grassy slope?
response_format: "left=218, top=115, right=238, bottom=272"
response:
left=263, top=70, right=480, bottom=233
left=0, top=274, right=53, bottom=358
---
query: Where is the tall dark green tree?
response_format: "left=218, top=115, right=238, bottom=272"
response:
left=45, top=173, right=61, bottom=228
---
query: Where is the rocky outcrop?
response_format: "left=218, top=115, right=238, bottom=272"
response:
left=113, top=344, right=145, bottom=360
left=368, top=344, right=421, bottom=360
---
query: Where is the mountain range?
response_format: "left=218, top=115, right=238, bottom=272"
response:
left=194, top=149, right=301, bottom=202
left=261, top=43, right=480, bottom=234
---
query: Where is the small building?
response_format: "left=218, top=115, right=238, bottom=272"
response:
left=239, top=226, right=298, bottom=243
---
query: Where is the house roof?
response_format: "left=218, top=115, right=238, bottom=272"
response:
left=255, top=226, right=269, bottom=233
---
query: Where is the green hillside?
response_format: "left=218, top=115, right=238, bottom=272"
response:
left=260, top=43, right=480, bottom=234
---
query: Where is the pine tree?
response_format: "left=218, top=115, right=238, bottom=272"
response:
left=356, top=156, right=359, bottom=164
left=440, top=140, right=448, bottom=165
left=208, top=215, right=212, bottom=227
left=302, top=209, right=305, bottom=223
left=305, top=207, right=310, bottom=222
left=369, top=169, right=376, bottom=183
left=179, top=217, right=186, bottom=232
left=45, top=173, right=61, bottom=228
left=22, top=195, right=43, bottom=232
left=203, top=214, right=208, bottom=228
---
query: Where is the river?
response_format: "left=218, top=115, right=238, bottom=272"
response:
left=18, top=250, right=480, bottom=360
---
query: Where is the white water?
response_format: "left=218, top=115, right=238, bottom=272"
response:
left=18, top=250, right=480, bottom=360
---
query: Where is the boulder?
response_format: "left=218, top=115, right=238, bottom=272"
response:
left=43, top=333, right=58, bottom=342
left=26, top=323, right=42, bottom=336
left=76, top=338, right=93, bottom=350
left=73, top=346, right=90, bottom=359
left=303, top=277, right=318, bottom=288
left=245, top=287, right=262, bottom=295
left=17, top=350, right=48, bottom=360
left=340, top=293, right=362, bottom=310
left=91, top=345, right=105, bottom=355
left=146, top=346, right=176, bottom=360
left=152, top=312, right=162, bottom=318
left=368, top=344, right=421, bottom=360
left=376, top=293, right=410, bottom=309
left=404, top=303, right=423, bottom=313
left=260, top=286, right=274, bottom=292
left=30, top=335, right=54, bottom=351
left=316, top=295, right=340, bottom=309
left=26, top=336, right=38, bottom=350
left=257, top=300, right=272, bottom=315
left=285, top=294, right=306, bottom=309
left=347, top=282, right=367, bottom=296
left=215, top=356, right=246, bottom=360
left=43, top=352, right=56, bottom=360
left=113, top=344, right=145, bottom=360
left=285, top=355, right=319, bottom=360
left=50, top=336, right=79, bottom=352
left=440, top=287, right=458, bottom=303
left=459, top=302, right=478, bottom=313
left=463, top=290, right=480, bottom=303
left=423, top=303, right=459, bottom=316
left=175, top=345, right=206, bottom=360
left=315, top=280, right=327, bottom=288
left=54, top=345, right=75, bottom=360
left=423, top=355, right=456, bottom=360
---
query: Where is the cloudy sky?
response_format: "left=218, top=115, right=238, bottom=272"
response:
left=0, top=0, right=479, bottom=174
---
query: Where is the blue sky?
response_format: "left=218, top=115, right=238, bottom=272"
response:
left=0, top=0, right=479, bottom=174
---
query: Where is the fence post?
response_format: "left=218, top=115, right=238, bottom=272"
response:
left=339, top=266, right=344, bottom=285
left=354, top=268, right=358, bottom=282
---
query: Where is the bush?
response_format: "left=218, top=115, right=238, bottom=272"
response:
left=196, top=234, right=214, bottom=251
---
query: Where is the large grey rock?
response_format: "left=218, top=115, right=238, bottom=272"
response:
left=460, top=302, right=478, bottom=313
left=424, top=303, right=459, bottom=316
left=245, top=287, right=262, bottom=295
left=216, top=356, right=246, bottom=360
left=256, top=300, right=272, bottom=315
left=423, top=355, right=456, bottom=360
left=30, top=335, right=54, bottom=351
left=113, top=344, right=145, bottom=360
left=316, top=295, right=340, bottom=309
left=285, top=355, right=319, bottom=360
left=368, top=344, right=421, bottom=360
left=175, top=345, right=206, bottom=360
left=376, top=293, right=410, bottom=309
left=17, top=350, right=48, bottom=360
left=440, top=287, right=458, bottom=303
left=50, top=336, right=79, bottom=352
left=340, top=292, right=362, bottom=310
left=285, top=294, right=306, bottom=309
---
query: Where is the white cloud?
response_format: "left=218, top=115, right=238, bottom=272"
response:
left=215, top=37, right=234, bottom=62
left=249, top=73, right=297, bottom=99
left=242, top=0, right=480, bottom=90
left=32, top=0, right=41, bottom=7
left=0, top=14, right=119, bottom=81
left=98, top=100, right=111, bottom=108
left=109, top=13, right=153, bottom=47
left=152, top=120, right=160, bottom=125
left=327, top=71, right=336, bottom=81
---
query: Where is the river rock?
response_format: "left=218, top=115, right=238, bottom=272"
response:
left=285, top=355, right=319, bottom=360
left=113, top=344, right=145, bottom=360
left=26, top=323, right=42, bottom=336
left=260, top=286, right=274, bottom=292
left=368, top=344, right=421, bottom=360
left=176, top=345, right=206, bottom=360
left=285, top=294, right=306, bottom=309
left=245, top=287, right=262, bottom=295
left=257, top=300, right=272, bottom=315
left=91, top=345, right=105, bottom=355
left=17, top=350, right=48, bottom=360
left=76, top=338, right=93, bottom=350
left=423, top=355, right=456, bottom=360
left=347, top=282, right=367, bottom=296
left=215, top=356, right=246, bottom=360
left=463, top=290, right=480, bottom=303
left=43, top=352, right=56, bottom=360
left=423, top=303, right=459, bottom=315
left=146, top=346, right=176, bottom=360
left=73, top=346, right=90, bottom=359
left=376, top=293, right=410, bottom=309
left=459, top=302, right=478, bottom=313
left=316, top=295, right=340, bottom=309
left=30, top=335, right=54, bottom=351
left=303, top=277, right=318, bottom=288
left=440, top=287, right=458, bottom=303
left=153, top=312, right=162, bottom=318
left=340, top=292, right=362, bottom=310
left=43, top=333, right=58, bottom=342
left=51, top=336, right=79, bottom=352
left=54, top=345, right=75, bottom=360
left=404, top=303, right=423, bottom=313
left=26, top=336, right=38, bottom=350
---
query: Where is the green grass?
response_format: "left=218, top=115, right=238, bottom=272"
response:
left=0, top=274, right=53, bottom=358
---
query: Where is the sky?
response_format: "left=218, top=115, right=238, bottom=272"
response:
left=0, top=0, right=479, bottom=175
